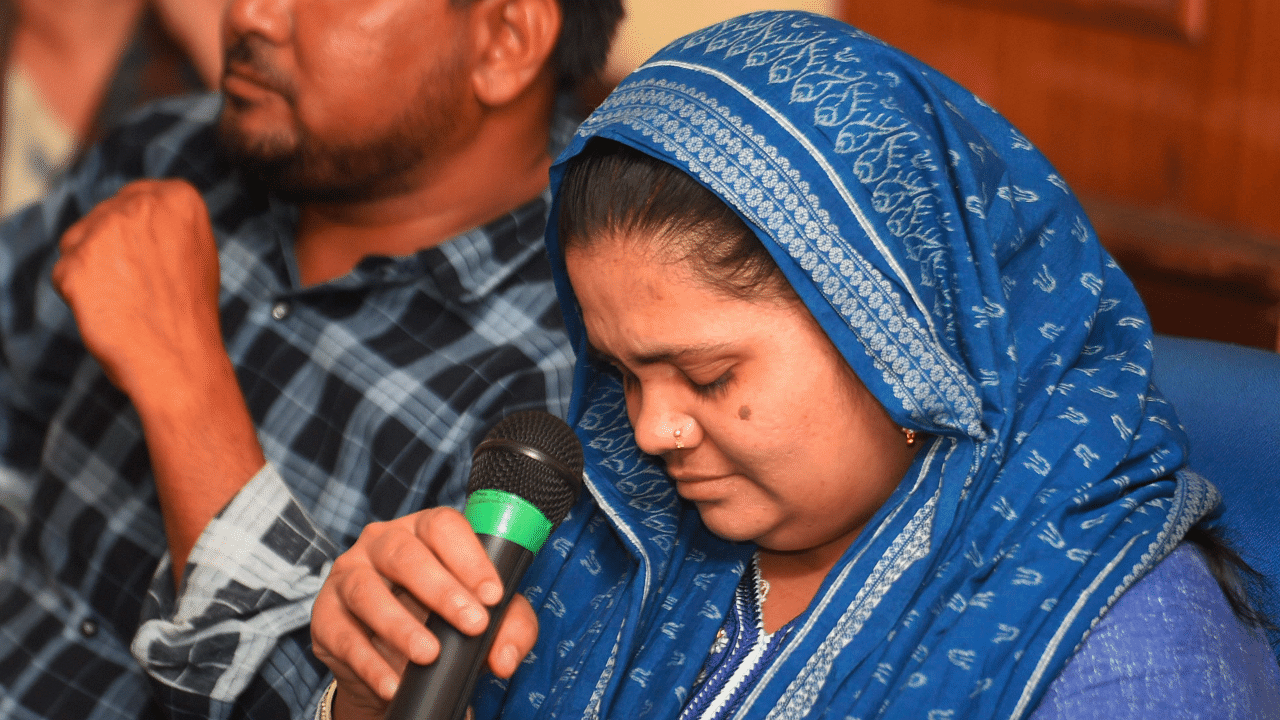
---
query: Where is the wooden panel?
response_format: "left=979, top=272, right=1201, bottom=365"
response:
left=840, top=0, right=1280, bottom=240
left=948, top=0, right=1207, bottom=40
left=1084, top=198, right=1280, bottom=350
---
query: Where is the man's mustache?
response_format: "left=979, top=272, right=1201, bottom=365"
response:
left=223, top=36, right=296, bottom=101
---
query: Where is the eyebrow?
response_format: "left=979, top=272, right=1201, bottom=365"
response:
left=586, top=340, right=737, bottom=368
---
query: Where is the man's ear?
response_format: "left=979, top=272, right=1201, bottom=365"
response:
left=469, top=0, right=561, bottom=107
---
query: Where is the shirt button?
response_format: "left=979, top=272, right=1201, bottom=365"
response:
left=271, top=301, right=291, bottom=320
left=80, top=619, right=97, bottom=637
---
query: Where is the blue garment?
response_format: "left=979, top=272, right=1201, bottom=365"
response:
left=677, top=545, right=1280, bottom=720
left=680, top=562, right=795, bottom=720
left=471, top=11, right=1243, bottom=720
left=1030, top=544, right=1280, bottom=719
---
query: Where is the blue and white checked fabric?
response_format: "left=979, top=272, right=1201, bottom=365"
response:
left=0, top=92, right=575, bottom=720
left=471, top=11, right=1239, bottom=720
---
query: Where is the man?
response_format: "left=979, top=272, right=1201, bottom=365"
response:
left=0, top=0, right=622, bottom=717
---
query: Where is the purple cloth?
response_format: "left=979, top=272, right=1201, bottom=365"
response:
left=1030, top=543, right=1280, bottom=718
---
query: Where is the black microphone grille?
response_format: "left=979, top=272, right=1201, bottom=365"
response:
left=468, top=410, right=584, bottom=526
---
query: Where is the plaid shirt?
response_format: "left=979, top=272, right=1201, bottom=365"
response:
left=0, top=93, right=576, bottom=720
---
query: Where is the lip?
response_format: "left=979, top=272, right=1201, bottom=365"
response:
left=222, top=63, right=285, bottom=102
left=668, top=472, right=736, bottom=501
left=668, top=472, right=723, bottom=484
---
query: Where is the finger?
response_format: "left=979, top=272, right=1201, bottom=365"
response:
left=57, top=221, right=86, bottom=255
left=312, top=588, right=404, bottom=702
left=417, top=508, right=505, bottom=606
left=368, top=627, right=409, bottom=678
left=55, top=185, right=143, bottom=258
left=390, top=584, right=431, bottom=624
left=363, top=509, right=499, bottom=638
left=487, top=593, right=539, bottom=679
left=329, top=556, right=440, bottom=667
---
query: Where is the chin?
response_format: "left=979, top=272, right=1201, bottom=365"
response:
left=218, top=111, right=298, bottom=167
left=698, top=509, right=768, bottom=544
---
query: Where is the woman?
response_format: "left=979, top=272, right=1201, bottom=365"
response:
left=312, top=11, right=1280, bottom=719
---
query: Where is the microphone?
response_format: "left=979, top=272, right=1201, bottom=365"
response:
left=384, top=410, right=584, bottom=720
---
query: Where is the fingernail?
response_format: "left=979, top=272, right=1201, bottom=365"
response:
left=499, top=644, right=519, bottom=673
left=479, top=580, right=503, bottom=605
left=412, top=634, right=436, bottom=664
left=380, top=677, right=399, bottom=700
left=461, top=604, right=488, bottom=630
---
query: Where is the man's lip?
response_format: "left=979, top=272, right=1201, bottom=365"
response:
left=222, top=64, right=284, bottom=99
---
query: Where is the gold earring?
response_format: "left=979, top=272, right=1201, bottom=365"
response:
left=673, top=427, right=684, bottom=449
left=902, top=427, right=917, bottom=446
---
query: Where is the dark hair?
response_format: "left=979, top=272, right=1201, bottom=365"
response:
left=558, top=138, right=793, bottom=301
left=453, top=0, right=624, bottom=91
left=1186, top=524, right=1276, bottom=631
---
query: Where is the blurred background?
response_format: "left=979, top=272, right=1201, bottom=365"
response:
left=601, top=0, right=1280, bottom=352
left=0, top=0, right=221, bottom=215
left=3, top=0, right=1276, bottom=351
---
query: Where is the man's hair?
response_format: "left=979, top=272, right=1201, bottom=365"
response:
left=454, top=0, right=624, bottom=90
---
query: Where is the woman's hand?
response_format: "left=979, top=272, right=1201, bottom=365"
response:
left=312, top=507, right=540, bottom=720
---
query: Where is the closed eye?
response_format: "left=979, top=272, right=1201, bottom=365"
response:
left=689, top=371, right=732, bottom=398
left=587, top=347, right=637, bottom=390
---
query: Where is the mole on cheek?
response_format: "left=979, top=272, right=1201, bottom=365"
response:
left=738, top=405, right=751, bottom=420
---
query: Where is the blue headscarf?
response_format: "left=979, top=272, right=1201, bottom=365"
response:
left=474, top=11, right=1216, bottom=719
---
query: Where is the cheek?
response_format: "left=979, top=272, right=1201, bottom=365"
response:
left=307, top=25, right=400, bottom=95
left=320, top=29, right=382, bottom=70
left=297, top=5, right=426, bottom=93
left=714, top=407, right=804, bottom=468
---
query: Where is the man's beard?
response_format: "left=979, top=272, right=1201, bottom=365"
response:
left=217, top=40, right=465, bottom=204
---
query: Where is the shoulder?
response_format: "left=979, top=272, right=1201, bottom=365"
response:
left=1030, top=543, right=1280, bottom=719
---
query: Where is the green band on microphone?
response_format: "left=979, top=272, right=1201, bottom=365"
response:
left=464, top=490, right=554, bottom=553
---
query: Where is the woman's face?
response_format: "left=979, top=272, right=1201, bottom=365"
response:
left=565, top=235, right=919, bottom=558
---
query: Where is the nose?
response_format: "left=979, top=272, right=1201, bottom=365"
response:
left=224, top=0, right=291, bottom=46
left=628, top=387, right=697, bottom=456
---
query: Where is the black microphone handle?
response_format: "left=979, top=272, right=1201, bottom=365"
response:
left=383, top=534, right=534, bottom=720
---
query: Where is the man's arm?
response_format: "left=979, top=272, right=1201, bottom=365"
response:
left=52, top=178, right=266, bottom=580
left=132, top=462, right=339, bottom=718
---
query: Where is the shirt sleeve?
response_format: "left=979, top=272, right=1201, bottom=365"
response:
left=131, top=462, right=339, bottom=718
left=1028, top=543, right=1280, bottom=720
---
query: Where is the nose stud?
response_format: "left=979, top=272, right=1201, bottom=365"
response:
left=659, top=420, right=692, bottom=450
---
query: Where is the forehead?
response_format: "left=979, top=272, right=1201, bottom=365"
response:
left=565, top=239, right=817, bottom=357
left=565, top=235, right=697, bottom=309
